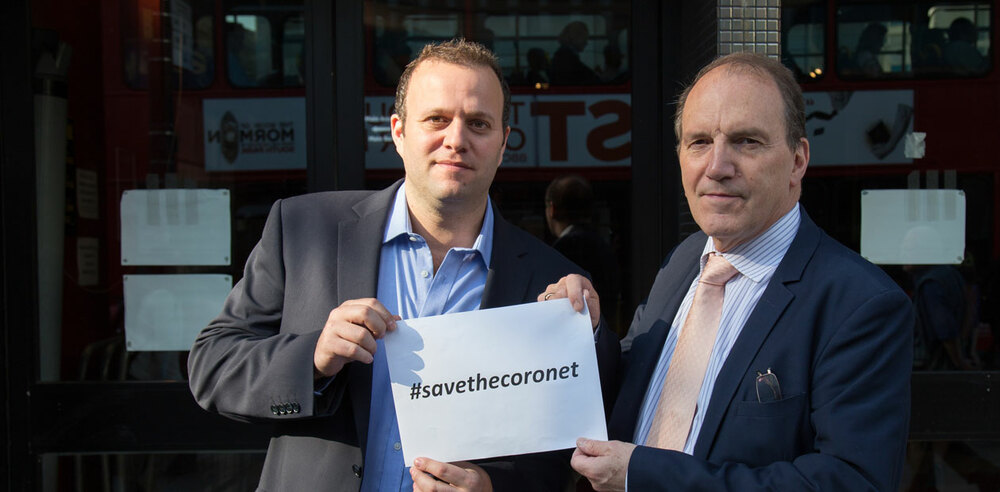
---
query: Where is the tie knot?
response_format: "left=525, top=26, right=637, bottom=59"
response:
left=700, top=254, right=738, bottom=286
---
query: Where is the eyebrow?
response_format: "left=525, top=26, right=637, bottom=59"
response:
left=420, top=108, right=496, bottom=123
left=683, top=126, right=769, bottom=141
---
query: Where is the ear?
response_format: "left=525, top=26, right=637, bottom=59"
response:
left=496, top=126, right=511, bottom=167
left=791, top=137, right=809, bottom=187
left=390, top=114, right=405, bottom=159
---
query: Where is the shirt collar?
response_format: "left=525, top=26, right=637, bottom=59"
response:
left=382, top=182, right=494, bottom=266
left=701, top=204, right=801, bottom=283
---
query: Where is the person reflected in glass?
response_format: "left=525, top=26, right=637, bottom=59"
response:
left=944, top=17, right=988, bottom=75
left=545, top=175, right=619, bottom=330
left=596, top=44, right=628, bottom=84
left=854, top=22, right=887, bottom=77
left=550, top=21, right=601, bottom=85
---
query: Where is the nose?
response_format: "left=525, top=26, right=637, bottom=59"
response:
left=442, top=120, right=468, bottom=153
left=704, top=142, right=736, bottom=181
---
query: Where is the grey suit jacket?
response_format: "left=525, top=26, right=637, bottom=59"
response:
left=188, top=180, right=619, bottom=491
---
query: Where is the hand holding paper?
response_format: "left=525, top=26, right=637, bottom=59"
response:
left=410, top=458, right=492, bottom=492
left=313, top=298, right=400, bottom=378
left=571, top=438, right=636, bottom=492
left=538, top=273, right=601, bottom=329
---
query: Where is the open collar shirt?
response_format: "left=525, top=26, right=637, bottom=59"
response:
left=362, top=183, right=494, bottom=491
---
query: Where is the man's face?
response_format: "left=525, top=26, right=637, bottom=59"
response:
left=678, top=66, right=809, bottom=251
left=391, top=60, right=509, bottom=209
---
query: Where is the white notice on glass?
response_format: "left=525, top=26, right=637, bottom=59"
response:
left=384, top=299, right=606, bottom=466
left=120, top=189, right=231, bottom=265
left=123, top=274, right=232, bottom=351
left=860, top=189, right=965, bottom=265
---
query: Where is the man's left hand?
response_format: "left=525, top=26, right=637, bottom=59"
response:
left=571, top=438, right=636, bottom=492
left=410, top=458, right=493, bottom=492
left=539, top=274, right=600, bottom=329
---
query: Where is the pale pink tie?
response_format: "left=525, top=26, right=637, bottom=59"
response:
left=645, top=253, right=738, bottom=451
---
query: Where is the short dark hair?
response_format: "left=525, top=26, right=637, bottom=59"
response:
left=394, top=38, right=511, bottom=128
left=546, top=174, right=594, bottom=224
left=674, top=53, right=806, bottom=150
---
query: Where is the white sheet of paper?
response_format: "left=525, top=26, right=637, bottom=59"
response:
left=860, top=189, right=965, bottom=265
left=384, top=299, right=607, bottom=466
left=120, top=189, right=231, bottom=266
left=76, top=237, right=99, bottom=286
left=123, top=274, right=232, bottom=351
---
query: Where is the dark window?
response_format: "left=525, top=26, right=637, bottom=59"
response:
left=122, top=0, right=216, bottom=90
left=836, top=1, right=991, bottom=78
left=782, top=0, right=826, bottom=80
left=368, top=0, right=631, bottom=88
left=224, top=0, right=305, bottom=88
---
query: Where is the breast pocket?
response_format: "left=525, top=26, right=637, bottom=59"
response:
left=724, top=393, right=809, bottom=465
left=734, top=392, right=806, bottom=418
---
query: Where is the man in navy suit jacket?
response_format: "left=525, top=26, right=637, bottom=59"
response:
left=545, top=53, right=913, bottom=490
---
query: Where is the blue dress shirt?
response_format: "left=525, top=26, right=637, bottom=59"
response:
left=632, top=205, right=800, bottom=453
left=362, top=184, right=494, bottom=491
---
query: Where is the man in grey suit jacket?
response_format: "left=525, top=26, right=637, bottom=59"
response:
left=546, top=53, right=912, bottom=491
left=188, top=39, right=618, bottom=491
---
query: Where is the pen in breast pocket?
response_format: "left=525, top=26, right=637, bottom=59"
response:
left=755, top=368, right=782, bottom=403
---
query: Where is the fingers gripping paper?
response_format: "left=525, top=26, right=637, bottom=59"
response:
left=384, top=299, right=607, bottom=466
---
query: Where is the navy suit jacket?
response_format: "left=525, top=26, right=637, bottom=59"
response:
left=189, top=181, right=620, bottom=491
left=610, top=209, right=913, bottom=491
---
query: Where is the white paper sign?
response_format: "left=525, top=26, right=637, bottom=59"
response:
left=123, top=274, right=232, bottom=351
left=120, top=189, right=231, bottom=265
left=860, top=189, right=966, bottom=265
left=76, top=237, right=99, bottom=286
left=384, top=299, right=607, bottom=466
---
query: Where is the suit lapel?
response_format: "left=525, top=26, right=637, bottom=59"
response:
left=338, top=180, right=401, bottom=455
left=480, top=206, right=531, bottom=309
left=693, top=211, right=820, bottom=459
left=608, top=235, right=703, bottom=441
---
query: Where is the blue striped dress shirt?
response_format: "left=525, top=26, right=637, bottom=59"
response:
left=362, top=184, right=493, bottom=491
left=632, top=204, right=801, bottom=453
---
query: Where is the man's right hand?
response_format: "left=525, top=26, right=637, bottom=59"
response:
left=313, top=298, right=400, bottom=378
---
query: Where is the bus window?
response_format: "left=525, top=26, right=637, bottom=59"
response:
left=121, top=0, right=215, bottom=90
left=224, top=0, right=305, bottom=88
left=482, top=12, right=629, bottom=87
left=928, top=4, right=992, bottom=75
left=368, top=0, right=630, bottom=88
left=782, top=0, right=826, bottom=80
left=370, top=4, right=460, bottom=87
left=282, top=15, right=305, bottom=85
left=836, top=1, right=991, bottom=79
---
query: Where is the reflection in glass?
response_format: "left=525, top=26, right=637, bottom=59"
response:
left=224, top=0, right=305, bottom=88
left=836, top=2, right=991, bottom=79
left=368, top=0, right=630, bottom=87
left=782, top=0, right=826, bottom=80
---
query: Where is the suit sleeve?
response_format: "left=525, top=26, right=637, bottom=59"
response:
left=626, top=288, right=914, bottom=491
left=187, top=199, right=345, bottom=422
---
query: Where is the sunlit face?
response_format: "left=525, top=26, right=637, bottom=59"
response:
left=391, top=60, right=509, bottom=211
left=678, top=66, right=809, bottom=252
